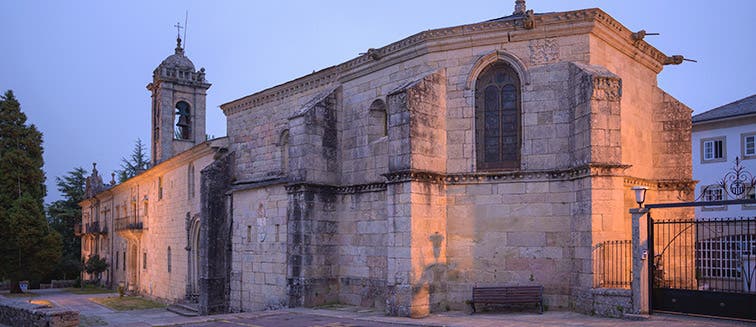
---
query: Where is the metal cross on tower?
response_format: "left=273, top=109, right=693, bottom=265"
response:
left=174, top=22, right=184, bottom=39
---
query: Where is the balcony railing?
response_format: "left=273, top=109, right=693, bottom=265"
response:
left=84, top=221, right=107, bottom=235
left=115, top=216, right=144, bottom=231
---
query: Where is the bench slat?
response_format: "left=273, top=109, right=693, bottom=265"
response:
left=470, top=286, right=543, bottom=314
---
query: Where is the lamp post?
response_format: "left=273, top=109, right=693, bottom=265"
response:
left=631, top=186, right=648, bottom=208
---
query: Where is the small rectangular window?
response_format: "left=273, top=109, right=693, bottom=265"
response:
left=702, top=185, right=726, bottom=211
left=701, top=137, right=726, bottom=163
left=143, top=252, right=147, bottom=270
left=742, top=133, right=756, bottom=159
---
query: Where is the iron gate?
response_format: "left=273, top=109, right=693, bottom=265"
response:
left=647, top=210, right=756, bottom=320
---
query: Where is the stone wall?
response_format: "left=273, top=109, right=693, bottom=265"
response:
left=219, top=7, right=693, bottom=318
left=229, top=183, right=289, bottom=312
left=0, top=298, right=78, bottom=327
left=199, top=150, right=234, bottom=315
left=286, top=185, right=340, bottom=307
left=335, top=188, right=388, bottom=309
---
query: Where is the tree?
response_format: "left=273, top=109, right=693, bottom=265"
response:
left=47, top=167, right=88, bottom=280
left=84, top=254, right=109, bottom=284
left=116, top=138, right=150, bottom=182
left=0, top=90, right=62, bottom=293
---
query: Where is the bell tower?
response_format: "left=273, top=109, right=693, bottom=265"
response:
left=147, top=34, right=211, bottom=166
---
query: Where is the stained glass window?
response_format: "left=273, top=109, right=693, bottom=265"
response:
left=475, top=62, right=521, bottom=170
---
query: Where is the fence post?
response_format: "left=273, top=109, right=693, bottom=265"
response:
left=630, top=207, right=650, bottom=314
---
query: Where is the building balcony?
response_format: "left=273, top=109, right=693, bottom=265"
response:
left=84, top=221, right=107, bottom=235
left=115, top=216, right=144, bottom=241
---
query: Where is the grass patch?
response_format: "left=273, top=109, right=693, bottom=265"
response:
left=90, top=296, right=165, bottom=311
left=65, top=285, right=116, bottom=295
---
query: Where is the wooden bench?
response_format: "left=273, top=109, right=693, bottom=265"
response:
left=470, top=286, right=543, bottom=314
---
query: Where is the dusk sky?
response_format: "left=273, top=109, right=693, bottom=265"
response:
left=1, top=0, right=754, bottom=203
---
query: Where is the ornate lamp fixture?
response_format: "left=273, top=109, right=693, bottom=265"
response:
left=631, top=186, right=648, bottom=208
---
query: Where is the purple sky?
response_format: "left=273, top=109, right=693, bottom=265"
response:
left=1, top=0, right=754, bottom=203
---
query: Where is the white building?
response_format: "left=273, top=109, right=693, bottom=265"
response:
left=692, top=94, right=756, bottom=219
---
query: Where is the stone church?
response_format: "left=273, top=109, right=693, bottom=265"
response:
left=79, top=1, right=693, bottom=317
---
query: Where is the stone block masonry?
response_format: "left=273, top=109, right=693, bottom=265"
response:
left=78, top=7, right=694, bottom=320
left=0, top=298, right=78, bottom=327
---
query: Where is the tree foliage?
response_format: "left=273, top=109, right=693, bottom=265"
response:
left=116, top=138, right=150, bottom=182
left=47, top=167, right=88, bottom=280
left=84, top=254, right=109, bottom=283
left=0, top=90, right=62, bottom=292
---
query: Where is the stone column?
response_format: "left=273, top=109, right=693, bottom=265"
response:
left=630, top=207, right=649, bottom=314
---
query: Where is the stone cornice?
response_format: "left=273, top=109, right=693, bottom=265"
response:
left=382, top=164, right=631, bottom=185
left=623, top=176, right=698, bottom=191
left=382, top=170, right=447, bottom=185
left=79, top=139, right=229, bottom=206
left=589, top=11, right=666, bottom=73
left=285, top=182, right=387, bottom=195
left=220, top=8, right=669, bottom=116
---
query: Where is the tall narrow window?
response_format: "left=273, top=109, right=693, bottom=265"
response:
left=742, top=133, right=756, bottom=160
left=280, top=130, right=290, bottom=175
left=123, top=252, right=126, bottom=271
left=143, top=252, right=147, bottom=270
left=167, top=247, right=172, bottom=273
left=116, top=251, right=119, bottom=270
left=187, top=163, right=195, bottom=199
left=174, top=101, right=192, bottom=140
left=158, top=177, right=163, bottom=200
left=368, top=99, right=388, bottom=143
left=475, top=62, right=521, bottom=170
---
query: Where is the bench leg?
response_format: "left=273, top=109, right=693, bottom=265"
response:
left=538, top=301, right=543, bottom=314
left=470, top=302, right=476, bottom=314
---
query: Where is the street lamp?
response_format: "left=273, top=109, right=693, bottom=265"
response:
left=631, top=186, right=648, bottom=208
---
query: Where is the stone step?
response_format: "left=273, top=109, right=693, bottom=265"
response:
left=167, top=303, right=200, bottom=317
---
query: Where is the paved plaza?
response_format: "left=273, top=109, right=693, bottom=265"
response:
left=1, top=289, right=753, bottom=327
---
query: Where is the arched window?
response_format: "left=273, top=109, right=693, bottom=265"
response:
left=475, top=61, right=521, bottom=170
left=167, top=246, right=172, bottom=273
left=367, top=99, right=387, bottom=143
left=174, top=101, right=192, bottom=140
left=280, top=130, right=290, bottom=175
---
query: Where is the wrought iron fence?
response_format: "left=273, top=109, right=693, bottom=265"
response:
left=652, top=217, right=756, bottom=293
left=593, top=240, right=632, bottom=289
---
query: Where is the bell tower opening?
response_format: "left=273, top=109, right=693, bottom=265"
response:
left=175, top=101, right=192, bottom=140
left=147, top=35, right=211, bottom=166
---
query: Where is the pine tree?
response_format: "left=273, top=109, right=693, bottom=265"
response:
left=116, top=138, right=150, bottom=182
left=0, top=90, right=62, bottom=293
left=47, top=167, right=88, bottom=280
